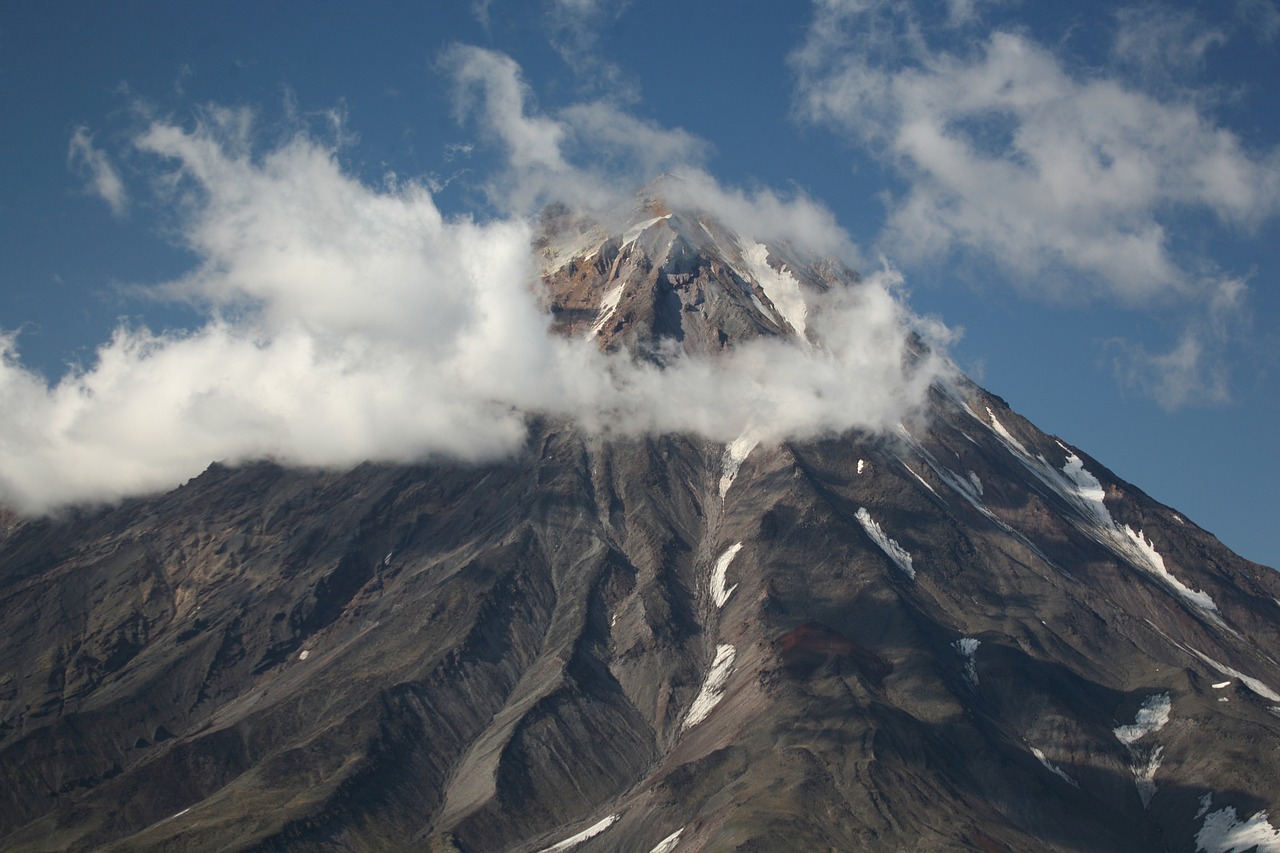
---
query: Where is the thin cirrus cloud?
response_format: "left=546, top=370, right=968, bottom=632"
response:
left=68, top=126, right=128, bottom=218
left=791, top=0, right=1280, bottom=408
left=0, top=46, right=947, bottom=513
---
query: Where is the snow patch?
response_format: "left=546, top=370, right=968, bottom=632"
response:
left=953, top=638, right=980, bottom=687
left=1053, top=452, right=1218, bottom=613
left=298, top=649, right=309, bottom=661
left=857, top=459, right=865, bottom=474
left=1198, top=794, right=1215, bottom=820
left=1196, top=807, right=1280, bottom=853
left=740, top=242, right=807, bottom=338
left=986, top=407, right=1028, bottom=455
left=648, top=828, right=684, bottom=853
left=1115, top=693, right=1171, bottom=808
left=589, top=283, right=626, bottom=338
left=540, top=814, right=621, bottom=853
left=711, top=543, right=742, bottom=608
left=1032, top=747, right=1078, bottom=787
left=1114, top=693, right=1172, bottom=745
left=1133, top=746, right=1165, bottom=808
left=856, top=507, right=915, bottom=579
left=720, top=434, right=758, bottom=499
left=619, top=214, right=671, bottom=249
left=967, top=471, right=983, bottom=496
left=684, top=644, right=735, bottom=730
left=1212, top=681, right=1232, bottom=689
left=1059, top=450, right=1112, bottom=529
left=1123, top=526, right=1218, bottom=611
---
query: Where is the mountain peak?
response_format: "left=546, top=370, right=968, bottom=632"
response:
left=537, top=200, right=857, bottom=358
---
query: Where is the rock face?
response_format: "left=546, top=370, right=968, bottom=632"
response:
left=2, top=202, right=1279, bottom=852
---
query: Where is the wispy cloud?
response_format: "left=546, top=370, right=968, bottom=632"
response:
left=1111, top=4, right=1227, bottom=86
left=0, top=49, right=947, bottom=513
left=440, top=44, right=710, bottom=215
left=1235, top=0, right=1280, bottom=42
left=1107, top=275, right=1246, bottom=410
left=68, top=126, right=128, bottom=218
left=544, top=0, right=634, bottom=95
left=791, top=0, right=1280, bottom=406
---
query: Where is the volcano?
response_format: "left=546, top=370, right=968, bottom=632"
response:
left=1, top=200, right=1278, bottom=852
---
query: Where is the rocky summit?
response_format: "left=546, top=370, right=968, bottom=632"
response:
left=2, top=200, right=1279, bottom=852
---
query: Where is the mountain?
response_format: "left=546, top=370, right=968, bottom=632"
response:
left=1, top=199, right=1279, bottom=852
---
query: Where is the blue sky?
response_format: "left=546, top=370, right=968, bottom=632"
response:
left=1, top=1, right=1278, bottom=568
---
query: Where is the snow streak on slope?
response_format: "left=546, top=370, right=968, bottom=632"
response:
left=1186, top=649, right=1280, bottom=702
left=1119, top=526, right=1217, bottom=611
left=1199, top=794, right=1215, bottom=820
left=711, top=543, right=742, bottom=608
left=648, top=828, right=684, bottom=853
left=539, top=813, right=620, bottom=852
left=1031, top=747, right=1078, bottom=787
left=1196, top=808, right=1280, bottom=853
left=684, top=644, right=735, bottom=730
left=856, top=507, right=915, bottom=579
left=1133, top=747, right=1165, bottom=809
left=977, top=406, right=1219, bottom=614
left=894, top=418, right=1069, bottom=574
left=986, top=407, right=1029, bottom=455
left=589, top=283, right=625, bottom=338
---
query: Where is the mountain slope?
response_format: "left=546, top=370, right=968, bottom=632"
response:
left=1, top=202, right=1278, bottom=852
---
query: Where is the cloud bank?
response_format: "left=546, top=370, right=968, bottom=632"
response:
left=0, top=50, right=946, bottom=512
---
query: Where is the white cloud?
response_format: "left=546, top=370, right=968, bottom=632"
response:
left=1109, top=330, right=1229, bottom=411
left=68, top=126, right=128, bottom=217
left=1236, top=0, right=1280, bottom=42
left=1112, top=5, right=1228, bottom=84
left=0, top=62, right=947, bottom=512
left=795, top=23, right=1280, bottom=298
left=656, top=172, right=859, bottom=264
left=544, top=0, right=633, bottom=95
left=792, top=0, right=1280, bottom=405
left=1108, top=275, right=1246, bottom=410
left=471, top=0, right=495, bottom=31
left=442, top=46, right=570, bottom=177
